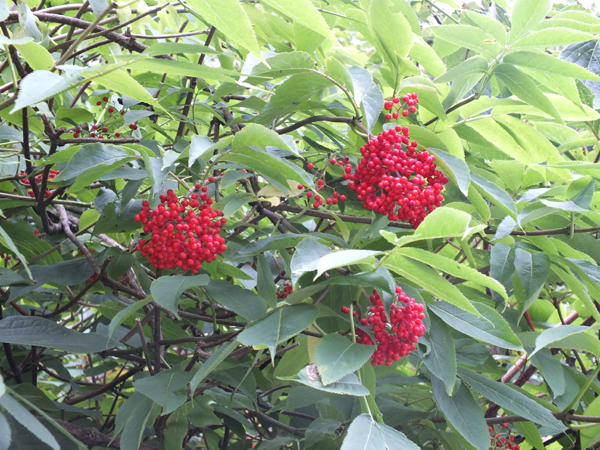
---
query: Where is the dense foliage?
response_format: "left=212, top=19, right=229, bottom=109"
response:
left=2, top=0, right=600, bottom=449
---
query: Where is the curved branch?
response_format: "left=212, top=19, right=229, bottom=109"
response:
left=276, top=115, right=354, bottom=134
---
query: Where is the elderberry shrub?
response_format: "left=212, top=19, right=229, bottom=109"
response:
left=351, top=287, right=425, bottom=366
left=134, top=188, right=227, bottom=273
left=345, top=94, right=448, bottom=228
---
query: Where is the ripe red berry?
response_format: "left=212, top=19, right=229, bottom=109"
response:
left=115, top=132, right=120, bottom=137
left=90, top=132, right=95, bottom=137
left=297, top=184, right=304, bottom=189
left=307, top=191, right=313, bottom=198
left=409, top=106, right=416, bottom=113
left=341, top=306, right=350, bottom=314
left=102, top=127, right=107, bottom=133
left=103, top=96, right=108, bottom=102
left=392, top=112, right=399, bottom=119
left=92, top=125, right=98, bottom=130
left=108, top=107, right=114, bottom=113
left=96, top=101, right=102, bottom=106
left=346, top=125, right=448, bottom=228
left=307, top=163, right=314, bottom=170
left=129, top=124, right=138, bottom=130
left=356, top=288, right=425, bottom=366
left=134, top=190, right=226, bottom=273
left=317, top=179, right=324, bottom=186
left=402, top=110, right=409, bottom=117
left=329, top=158, right=336, bottom=165
left=393, top=97, right=400, bottom=104
left=385, top=113, right=392, bottom=120
left=208, top=176, right=215, bottom=183
left=201, top=186, right=208, bottom=192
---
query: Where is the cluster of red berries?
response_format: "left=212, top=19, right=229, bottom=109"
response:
left=489, top=424, right=520, bottom=450
left=134, top=188, right=227, bottom=273
left=303, top=165, right=346, bottom=209
left=383, top=93, right=419, bottom=119
left=354, top=287, right=425, bottom=366
left=346, top=124, right=448, bottom=228
left=276, top=282, right=294, bottom=299
left=20, top=169, right=59, bottom=198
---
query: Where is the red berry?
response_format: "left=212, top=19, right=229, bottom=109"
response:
left=208, top=176, right=215, bottom=182
left=307, top=191, right=313, bottom=198
left=108, top=107, right=114, bottom=113
left=102, top=127, right=107, bottom=133
left=409, top=106, right=416, bottom=113
left=385, top=113, right=392, bottom=120
left=129, top=124, right=138, bottom=130
left=96, top=101, right=102, bottom=106
left=297, top=184, right=304, bottom=189
left=103, top=96, right=108, bottom=102
left=402, top=110, right=409, bottom=117
left=307, top=162, right=314, bottom=170
left=392, top=112, right=399, bottom=119
left=341, top=306, right=350, bottom=314
left=329, top=158, right=336, bottom=165
left=115, top=132, right=120, bottom=137
left=201, top=186, right=208, bottom=192
left=92, top=125, right=98, bottom=130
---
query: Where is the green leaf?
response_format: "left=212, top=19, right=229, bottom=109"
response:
left=282, top=364, right=369, bottom=396
left=369, top=0, right=414, bottom=71
left=107, top=297, right=153, bottom=342
left=533, top=325, right=600, bottom=358
left=514, top=27, right=596, bottom=48
left=204, top=280, right=267, bottom=321
left=430, top=25, right=502, bottom=60
left=11, top=71, right=79, bottom=113
left=95, top=69, right=165, bottom=112
left=256, top=72, right=333, bottom=125
left=383, top=254, right=480, bottom=316
left=0, top=224, right=31, bottom=279
left=222, top=147, right=312, bottom=194
left=315, top=249, right=380, bottom=279
left=395, top=247, right=507, bottom=300
left=0, top=394, right=59, bottom=450
left=341, top=413, right=385, bottom=450
left=249, top=52, right=314, bottom=79
left=189, top=339, right=239, bottom=393
left=238, top=304, right=317, bottom=357
left=463, top=11, right=507, bottom=44
left=509, top=0, right=552, bottom=41
left=0, top=316, right=119, bottom=353
left=431, top=375, right=489, bottom=450
left=494, top=63, right=564, bottom=124
left=14, top=42, right=54, bottom=71
left=315, top=334, right=374, bottom=386
left=256, top=254, right=277, bottom=308
left=389, top=207, right=485, bottom=247
left=0, top=0, right=8, bottom=21
left=186, top=0, right=263, bottom=62
left=164, top=403, right=189, bottom=450
left=514, top=248, right=550, bottom=320
left=0, top=410, right=10, bottom=450
left=458, top=368, right=563, bottom=430
left=113, top=392, right=158, bottom=450
left=233, top=123, right=293, bottom=154
left=435, top=56, right=489, bottom=84
left=54, top=143, right=135, bottom=183
left=348, top=66, right=383, bottom=133
left=261, top=0, right=334, bottom=41
left=515, top=421, right=545, bottom=450
left=428, top=301, right=523, bottom=351
left=428, top=148, right=471, bottom=196
left=504, top=51, right=600, bottom=81
left=471, top=173, right=517, bottom=217
left=422, top=313, right=456, bottom=396
left=190, top=135, right=232, bottom=167
left=134, top=367, right=194, bottom=414
left=150, top=274, right=210, bottom=318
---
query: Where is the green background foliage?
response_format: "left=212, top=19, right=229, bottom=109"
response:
left=0, top=0, right=600, bottom=449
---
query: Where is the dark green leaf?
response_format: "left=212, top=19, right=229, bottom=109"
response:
left=238, top=304, right=317, bottom=356
left=428, top=302, right=523, bottom=350
left=189, top=339, right=239, bottom=393
left=0, top=394, right=59, bottom=450
left=0, top=316, right=120, bottom=353
left=134, top=367, right=194, bottom=414
left=150, top=274, right=210, bottom=318
left=431, top=375, right=489, bottom=450
left=315, top=334, right=374, bottom=386
left=204, top=280, right=267, bottom=321
left=422, top=313, right=456, bottom=395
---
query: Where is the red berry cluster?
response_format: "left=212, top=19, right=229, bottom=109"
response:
left=20, top=169, right=59, bottom=198
left=303, top=165, right=346, bottom=209
left=489, top=424, right=520, bottom=450
left=134, top=188, right=227, bottom=273
left=346, top=124, right=448, bottom=228
left=355, top=287, right=425, bottom=366
left=276, top=282, right=294, bottom=299
left=383, top=93, right=419, bottom=119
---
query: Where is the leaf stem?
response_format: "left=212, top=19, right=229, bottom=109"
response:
left=563, top=363, right=600, bottom=414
